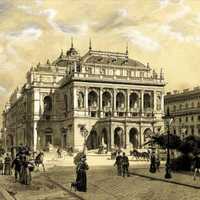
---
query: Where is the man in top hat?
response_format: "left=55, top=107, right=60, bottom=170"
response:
left=193, top=152, right=200, bottom=180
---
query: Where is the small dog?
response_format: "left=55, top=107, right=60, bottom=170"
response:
left=70, top=181, right=77, bottom=192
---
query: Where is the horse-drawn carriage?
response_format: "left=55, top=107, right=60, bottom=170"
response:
left=130, top=149, right=150, bottom=160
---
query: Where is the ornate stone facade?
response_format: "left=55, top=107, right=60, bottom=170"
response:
left=2, top=41, right=165, bottom=151
left=165, top=87, right=200, bottom=139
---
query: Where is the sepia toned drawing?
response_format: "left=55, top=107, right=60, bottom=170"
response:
left=0, top=0, right=200, bottom=199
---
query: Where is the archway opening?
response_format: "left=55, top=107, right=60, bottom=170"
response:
left=143, top=128, right=152, bottom=143
left=129, top=128, right=139, bottom=149
left=144, top=93, right=151, bottom=109
left=88, top=91, right=98, bottom=107
left=86, top=130, right=98, bottom=150
left=116, top=92, right=125, bottom=109
left=130, top=93, right=138, bottom=109
left=102, top=91, right=111, bottom=108
left=114, top=127, right=123, bottom=148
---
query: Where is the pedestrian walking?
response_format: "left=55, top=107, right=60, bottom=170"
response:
left=114, top=152, right=122, bottom=176
left=57, top=147, right=62, bottom=158
left=20, top=155, right=33, bottom=185
left=155, top=154, right=160, bottom=172
left=0, top=155, right=4, bottom=175
left=75, top=155, right=89, bottom=192
left=11, top=155, right=22, bottom=182
left=4, top=153, right=12, bottom=175
left=122, top=152, right=129, bottom=177
left=193, top=153, right=200, bottom=180
left=149, top=152, right=156, bottom=173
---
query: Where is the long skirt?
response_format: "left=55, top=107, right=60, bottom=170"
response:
left=4, top=164, right=11, bottom=175
left=20, top=167, right=31, bottom=185
left=76, top=170, right=87, bottom=192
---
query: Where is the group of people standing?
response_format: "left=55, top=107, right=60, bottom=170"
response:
left=0, top=145, right=36, bottom=185
left=114, top=152, right=130, bottom=177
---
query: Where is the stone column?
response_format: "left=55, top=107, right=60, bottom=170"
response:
left=111, top=126, right=114, bottom=148
left=73, top=87, right=77, bottom=110
left=99, top=88, right=103, bottom=117
left=85, top=87, right=88, bottom=116
left=126, top=128, right=130, bottom=149
left=153, top=91, right=157, bottom=113
left=33, top=121, right=38, bottom=151
left=140, top=90, right=144, bottom=116
left=161, top=92, right=164, bottom=114
left=127, top=90, right=130, bottom=117
left=113, top=90, right=117, bottom=117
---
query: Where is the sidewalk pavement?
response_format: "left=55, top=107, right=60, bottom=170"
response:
left=132, top=167, right=200, bottom=189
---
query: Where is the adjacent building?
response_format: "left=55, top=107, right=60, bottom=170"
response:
left=164, top=87, right=200, bottom=139
left=2, top=41, right=165, bottom=152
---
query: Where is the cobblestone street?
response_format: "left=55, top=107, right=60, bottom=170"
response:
left=0, top=155, right=200, bottom=200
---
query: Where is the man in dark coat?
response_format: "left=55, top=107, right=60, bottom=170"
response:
left=149, top=152, right=156, bottom=173
left=4, top=153, right=12, bottom=175
left=11, top=155, right=21, bottom=182
left=122, top=152, right=129, bottom=177
left=76, top=155, right=89, bottom=192
left=114, top=152, right=122, bottom=176
left=193, top=153, right=200, bottom=180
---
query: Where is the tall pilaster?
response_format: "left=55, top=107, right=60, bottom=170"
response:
left=127, top=90, right=130, bottom=117
left=113, top=89, right=117, bottom=117
left=85, top=87, right=88, bottom=116
left=33, top=121, right=37, bottom=151
left=140, top=90, right=144, bottom=116
left=73, top=87, right=77, bottom=110
left=100, top=88, right=103, bottom=117
left=153, top=91, right=157, bottom=113
left=161, top=92, right=164, bottom=114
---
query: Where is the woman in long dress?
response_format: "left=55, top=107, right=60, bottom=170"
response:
left=76, top=156, right=89, bottom=192
left=20, top=155, right=32, bottom=185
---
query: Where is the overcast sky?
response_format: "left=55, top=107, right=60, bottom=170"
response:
left=1, top=0, right=200, bottom=123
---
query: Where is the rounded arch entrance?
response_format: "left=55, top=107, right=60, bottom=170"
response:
left=143, top=128, right=152, bottom=143
left=101, top=128, right=108, bottom=146
left=114, top=127, right=124, bottom=148
left=86, top=130, right=98, bottom=150
left=129, top=128, right=139, bottom=149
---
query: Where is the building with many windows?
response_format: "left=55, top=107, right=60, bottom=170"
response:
left=164, top=87, right=200, bottom=139
left=2, top=41, right=165, bottom=152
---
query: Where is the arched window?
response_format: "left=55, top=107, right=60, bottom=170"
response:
left=44, top=96, right=52, bottom=112
left=144, top=93, right=151, bottom=109
left=130, top=93, right=138, bottom=109
left=116, top=92, right=125, bottom=109
left=88, top=91, right=98, bottom=107
left=102, top=91, right=111, bottom=108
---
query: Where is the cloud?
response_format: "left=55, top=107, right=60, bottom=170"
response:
left=56, top=21, right=89, bottom=35
left=0, top=0, right=11, bottom=15
left=160, top=24, right=200, bottom=44
left=93, top=8, right=130, bottom=31
left=121, top=28, right=160, bottom=52
left=17, top=5, right=35, bottom=15
left=41, top=9, right=89, bottom=35
left=8, top=26, right=42, bottom=41
left=0, top=85, right=7, bottom=95
left=35, top=0, right=43, bottom=6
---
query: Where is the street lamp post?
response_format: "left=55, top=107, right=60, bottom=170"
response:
left=163, top=107, right=173, bottom=179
